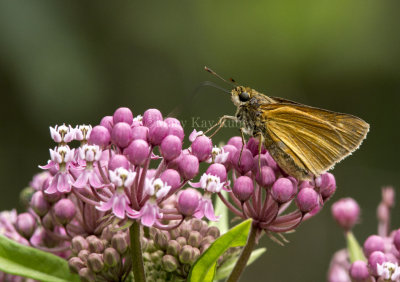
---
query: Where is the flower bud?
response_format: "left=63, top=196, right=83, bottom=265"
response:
left=227, top=136, right=243, bottom=150
left=233, top=176, right=254, bottom=202
left=100, top=116, right=113, bottom=133
left=149, top=120, right=169, bottom=146
left=113, top=107, right=133, bottom=125
left=108, top=154, right=129, bottom=171
left=192, top=248, right=201, bottom=263
left=176, top=236, right=187, bottom=246
left=42, top=212, right=54, bottom=230
left=331, top=198, right=360, bottom=231
left=89, top=125, right=110, bottom=147
left=15, top=213, right=36, bottom=238
left=160, top=169, right=181, bottom=189
left=87, top=235, right=105, bottom=254
left=166, top=240, right=181, bottom=257
left=167, top=122, right=184, bottom=142
left=201, top=235, right=214, bottom=248
left=155, top=231, right=169, bottom=250
left=233, top=149, right=254, bottom=175
left=255, top=166, right=276, bottom=188
left=79, top=267, right=96, bottom=282
left=131, top=126, right=149, bottom=141
left=111, top=122, right=133, bottom=148
left=206, top=226, right=220, bottom=239
left=178, top=189, right=200, bottom=217
left=30, top=191, right=50, bottom=217
left=188, top=231, right=202, bottom=248
left=103, top=247, right=120, bottom=267
left=364, top=235, right=385, bottom=258
left=191, top=219, right=203, bottom=232
left=368, top=251, right=386, bottom=276
left=179, top=155, right=199, bottom=180
left=191, top=136, right=212, bottom=162
left=161, top=135, right=182, bottom=161
left=246, top=137, right=266, bottom=156
left=382, top=187, right=395, bottom=208
left=206, top=163, right=227, bottom=183
left=68, top=257, right=85, bottom=273
left=179, top=245, right=193, bottom=264
left=150, top=250, right=164, bottom=264
left=296, top=188, right=319, bottom=213
left=393, top=229, right=400, bottom=252
left=271, top=178, right=295, bottom=204
left=87, top=253, right=104, bottom=273
left=316, top=173, right=336, bottom=199
left=222, top=145, right=238, bottom=170
left=143, top=109, right=163, bottom=127
left=111, top=233, right=128, bottom=254
left=78, top=249, right=90, bottom=263
left=123, top=139, right=150, bottom=166
left=72, top=236, right=89, bottom=254
left=349, top=260, right=370, bottom=281
left=53, top=198, right=76, bottom=225
left=43, top=190, right=61, bottom=203
left=162, top=255, right=179, bottom=272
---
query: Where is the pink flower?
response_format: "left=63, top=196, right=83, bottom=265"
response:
left=194, top=194, right=219, bottom=221
left=127, top=199, right=162, bottom=227
left=50, top=124, right=75, bottom=143
left=45, top=172, right=75, bottom=194
left=189, top=173, right=224, bottom=193
left=144, top=178, right=171, bottom=199
left=96, top=188, right=136, bottom=219
left=74, top=125, right=92, bottom=142
left=208, top=146, right=229, bottom=164
left=189, top=129, right=203, bottom=142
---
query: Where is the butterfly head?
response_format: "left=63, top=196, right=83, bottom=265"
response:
left=231, top=86, right=253, bottom=107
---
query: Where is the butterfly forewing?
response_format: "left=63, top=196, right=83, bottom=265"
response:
left=261, top=104, right=369, bottom=177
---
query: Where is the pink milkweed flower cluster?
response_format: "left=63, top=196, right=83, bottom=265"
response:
left=328, top=187, right=400, bottom=282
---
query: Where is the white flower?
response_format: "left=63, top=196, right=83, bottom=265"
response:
left=199, top=173, right=224, bottom=193
left=79, top=144, right=102, bottom=162
left=209, top=146, right=229, bottom=164
left=75, top=124, right=92, bottom=141
left=109, top=168, right=136, bottom=188
left=144, top=178, right=171, bottom=199
left=377, top=262, right=400, bottom=281
left=50, top=124, right=75, bottom=143
left=189, top=129, right=203, bottom=142
left=50, top=146, right=75, bottom=164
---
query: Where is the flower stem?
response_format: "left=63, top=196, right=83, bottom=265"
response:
left=227, top=223, right=258, bottom=282
left=129, top=221, right=146, bottom=282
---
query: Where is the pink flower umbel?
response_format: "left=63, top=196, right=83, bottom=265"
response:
left=96, top=168, right=137, bottom=219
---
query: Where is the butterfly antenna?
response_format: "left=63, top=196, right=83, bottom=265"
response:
left=204, top=66, right=237, bottom=87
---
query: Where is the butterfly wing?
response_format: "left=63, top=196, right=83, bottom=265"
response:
left=260, top=103, right=369, bottom=177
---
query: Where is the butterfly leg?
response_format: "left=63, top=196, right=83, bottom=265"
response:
left=238, top=127, right=247, bottom=166
left=204, top=115, right=237, bottom=138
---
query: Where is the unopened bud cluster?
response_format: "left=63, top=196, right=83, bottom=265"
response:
left=328, top=187, right=400, bottom=282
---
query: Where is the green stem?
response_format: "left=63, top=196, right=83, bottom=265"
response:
left=227, top=223, right=258, bottom=282
left=129, top=221, right=146, bottom=282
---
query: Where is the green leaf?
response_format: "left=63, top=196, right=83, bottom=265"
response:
left=346, top=231, right=366, bottom=263
left=214, top=248, right=266, bottom=280
left=188, top=219, right=252, bottom=282
left=0, top=235, right=80, bottom=282
left=209, top=191, right=229, bottom=234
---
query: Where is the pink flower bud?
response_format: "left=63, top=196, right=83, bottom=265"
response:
left=15, top=213, right=36, bottom=238
left=271, top=178, right=295, bottom=203
left=124, top=139, right=150, bottom=166
left=178, top=189, right=201, bottom=216
left=233, top=176, right=254, bottom=202
left=296, top=188, right=319, bottom=213
left=368, top=251, right=386, bottom=276
left=255, top=166, right=276, bottom=187
left=113, top=107, right=133, bottom=125
left=364, top=235, right=385, bottom=258
left=222, top=145, right=237, bottom=170
left=227, top=136, right=243, bottom=150
left=316, top=173, right=336, bottom=199
left=206, top=163, right=227, bottom=183
left=149, top=120, right=169, bottom=146
left=30, top=191, right=50, bottom=217
left=160, top=135, right=182, bottom=161
left=393, top=229, right=400, bottom=252
left=160, top=169, right=181, bottom=189
left=100, top=116, right=113, bottom=133
left=331, top=198, right=360, bottom=231
left=232, top=149, right=254, bottom=175
left=246, top=137, right=266, bottom=156
left=53, top=198, right=76, bottom=225
left=131, top=126, right=149, bottom=141
left=108, top=154, right=130, bottom=171
left=191, top=136, right=212, bottom=162
left=68, top=257, right=85, bottom=273
left=179, top=155, right=199, bottom=180
left=87, top=253, right=104, bottom=273
left=143, top=109, right=163, bottom=127
left=265, top=152, right=279, bottom=172
left=103, top=248, right=120, bottom=267
left=167, top=122, right=184, bottom=141
left=89, top=125, right=110, bottom=147
left=111, top=122, right=133, bottom=148
left=349, top=261, right=370, bottom=281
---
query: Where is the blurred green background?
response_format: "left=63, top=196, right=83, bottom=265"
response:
left=0, top=1, right=399, bottom=281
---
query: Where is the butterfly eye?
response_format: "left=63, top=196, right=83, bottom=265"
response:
left=239, top=92, right=250, bottom=102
